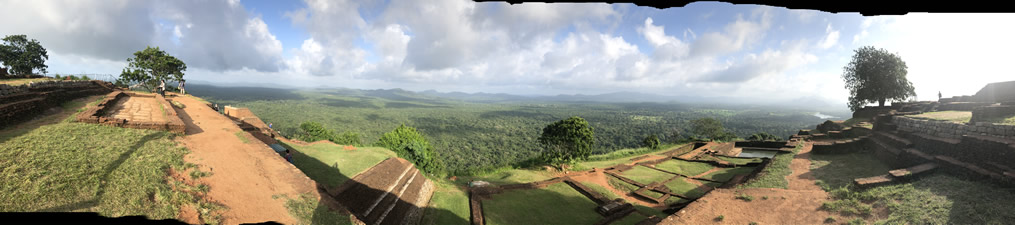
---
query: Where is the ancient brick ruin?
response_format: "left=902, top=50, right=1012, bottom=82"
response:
left=0, top=80, right=114, bottom=128
left=76, top=91, right=186, bottom=133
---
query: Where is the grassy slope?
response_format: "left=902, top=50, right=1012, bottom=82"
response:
left=482, top=182, right=602, bottom=225
left=621, top=166, right=676, bottom=185
left=281, top=140, right=397, bottom=189
left=0, top=96, right=214, bottom=221
left=278, top=193, right=353, bottom=225
left=700, top=166, right=757, bottom=182
left=811, top=153, right=1015, bottom=224
left=421, top=181, right=471, bottom=225
left=652, top=160, right=714, bottom=176
left=905, top=111, right=972, bottom=123
left=738, top=142, right=803, bottom=189
left=454, top=168, right=553, bottom=186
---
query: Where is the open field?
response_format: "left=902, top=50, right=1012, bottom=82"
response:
left=421, top=181, right=471, bottom=225
left=652, top=160, right=713, bottom=176
left=811, top=152, right=1015, bottom=224
left=905, top=110, right=972, bottom=123
left=482, top=182, right=602, bottom=225
left=0, top=96, right=216, bottom=222
left=622, top=166, right=676, bottom=185
left=280, top=140, right=397, bottom=189
left=188, top=84, right=833, bottom=174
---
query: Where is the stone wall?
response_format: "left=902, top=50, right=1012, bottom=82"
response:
left=0, top=80, right=113, bottom=128
left=970, top=105, right=1015, bottom=123
left=895, top=116, right=1015, bottom=140
left=852, top=106, right=895, bottom=119
left=937, top=102, right=993, bottom=111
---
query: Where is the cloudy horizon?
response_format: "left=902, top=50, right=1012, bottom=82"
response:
left=2, top=0, right=1013, bottom=107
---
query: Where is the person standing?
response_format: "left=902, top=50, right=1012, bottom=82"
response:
left=179, top=79, right=186, bottom=95
left=159, top=79, right=166, bottom=97
left=938, top=91, right=942, bottom=101
left=285, top=149, right=293, bottom=163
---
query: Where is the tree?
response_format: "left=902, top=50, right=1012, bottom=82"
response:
left=747, top=132, right=782, bottom=141
left=842, top=46, right=916, bottom=112
left=643, top=134, right=660, bottom=149
left=0, top=35, right=49, bottom=76
left=538, top=116, right=595, bottom=167
left=119, top=46, right=186, bottom=92
left=691, top=117, right=738, bottom=141
left=375, top=124, right=444, bottom=175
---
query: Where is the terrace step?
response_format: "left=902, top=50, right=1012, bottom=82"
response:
left=935, top=156, right=1006, bottom=180
left=378, top=168, right=432, bottom=225
left=873, top=131, right=913, bottom=149
left=889, top=163, right=938, bottom=178
left=910, top=133, right=961, bottom=145
left=870, top=136, right=902, bottom=155
left=901, top=148, right=935, bottom=161
left=361, top=164, right=416, bottom=223
left=854, top=174, right=894, bottom=187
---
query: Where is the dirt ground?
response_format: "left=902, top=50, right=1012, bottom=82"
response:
left=171, top=95, right=320, bottom=225
left=661, top=142, right=855, bottom=224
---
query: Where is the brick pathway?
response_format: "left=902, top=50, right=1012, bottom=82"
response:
left=104, top=96, right=167, bottom=122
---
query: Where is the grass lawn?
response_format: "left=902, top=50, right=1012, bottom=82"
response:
left=661, top=178, right=718, bottom=199
left=652, top=160, right=714, bottom=176
left=811, top=152, right=1015, bottom=224
left=0, top=77, right=57, bottom=86
left=738, top=142, right=802, bottom=189
left=612, top=212, right=648, bottom=225
left=482, top=182, right=602, bottom=225
left=454, top=168, right=553, bottom=186
left=621, top=166, right=678, bottom=185
left=281, top=140, right=397, bottom=189
left=715, top=156, right=763, bottom=165
left=905, top=111, right=972, bottom=123
left=981, top=114, right=1015, bottom=125
left=277, top=193, right=353, bottom=225
left=700, top=166, right=757, bottom=182
left=608, top=176, right=641, bottom=193
left=422, top=181, right=471, bottom=225
left=581, top=181, right=623, bottom=200
left=0, top=96, right=216, bottom=222
left=581, top=143, right=689, bottom=169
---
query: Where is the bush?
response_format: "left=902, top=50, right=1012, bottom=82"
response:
left=643, top=134, right=660, bottom=149
left=80, top=75, right=90, bottom=80
left=376, top=124, right=444, bottom=175
left=295, top=121, right=362, bottom=146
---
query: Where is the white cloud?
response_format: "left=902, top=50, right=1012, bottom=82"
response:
left=819, top=23, right=840, bottom=49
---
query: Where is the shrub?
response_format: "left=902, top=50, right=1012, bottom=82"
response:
left=735, top=193, right=754, bottom=202
left=80, top=75, right=90, bottom=80
left=715, top=215, right=724, bottom=221
left=376, top=124, right=445, bottom=176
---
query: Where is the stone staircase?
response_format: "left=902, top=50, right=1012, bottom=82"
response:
left=333, top=158, right=435, bottom=225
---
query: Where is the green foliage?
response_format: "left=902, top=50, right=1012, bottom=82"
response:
left=842, top=46, right=916, bottom=111
left=715, top=215, right=724, bottom=221
left=191, top=86, right=834, bottom=175
left=739, top=142, right=803, bottom=189
left=537, top=116, right=595, bottom=166
left=295, top=121, right=362, bottom=146
left=119, top=46, right=187, bottom=92
left=747, top=132, right=782, bottom=141
left=642, top=134, right=660, bottom=149
left=0, top=34, right=48, bottom=75
left=735, top=193, right=754, bottom=201
left=53, top=74, right=61, bottom=79
left=376, top=124, right=445, bottom=175
left=80, top=75, right=90, bottom=80
left=691, top=117, right=738, bottom=141
left=67, top=75, right=77, bottom=80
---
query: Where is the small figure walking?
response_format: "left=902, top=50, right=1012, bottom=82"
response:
left=159, top=79, right=166, bottom=97
left=938, top=91, right=942, bottom=101
left=285, top=149, right=293, bottom=163
left=179, top=79, right=186, bottom=95
left=268, top=122, right=273, bottom=129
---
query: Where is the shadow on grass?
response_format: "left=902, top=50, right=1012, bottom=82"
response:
left=274, top=142, right=469, bottom=225
left=809, top=151, right=1015, bottom=224
left=38, top=132, right=168, bottom=212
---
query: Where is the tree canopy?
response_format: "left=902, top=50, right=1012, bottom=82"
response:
left=295, top=121, right=361, bottom=146
left=747, top=132, right=782, bottom=141
left=375, top=124, right=444, bottom=175
left=842, top=46, right=916, bottom=112
left=0, top=34, right=48, bottom=76
left=119, top=46, right=186, bottom=92
left=691, top=117, right=737, bottom=141
left=538, top=116, right=595, bottom=167
left=643, top=134, right=660, bottom=149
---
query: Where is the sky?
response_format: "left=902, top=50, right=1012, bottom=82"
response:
left=2, top=0, right=1013, bottom=107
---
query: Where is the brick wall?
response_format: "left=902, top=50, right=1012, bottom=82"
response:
left=895, top=116, right=1015, bottom=140
left=0, top=80, right=113, bottom=128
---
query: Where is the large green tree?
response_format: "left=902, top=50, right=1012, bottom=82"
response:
left=643, top=134, right=660, bottom=150
left=375, top=124, right=444, bottom=175
left=0, top=35, right=48, bottom=76
left=119, top=46, right=186, bottom=92
left=691, top=117, right=737, bottom=141
left=538, top=116, right=595, bottom=167
left=842, top=46, right=916, bottom=112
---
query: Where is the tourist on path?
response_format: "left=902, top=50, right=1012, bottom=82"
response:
left=159, top=79, right=166, bottom=97
left=179, top=79, right=186, bottom=95
left=285, top=149, right=293, bottom=163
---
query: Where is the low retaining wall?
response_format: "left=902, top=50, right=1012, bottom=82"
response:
left=895, top=116, right=1015, bottom=140
left=938, top=102, right=993, bottom=111
left=812, top=136, right=869, bottom=154
left=971, top=105, right=1015, bottom=123
left=0, top=80, right=113, bottom=128
left=76, top=91, right=186, bottom=133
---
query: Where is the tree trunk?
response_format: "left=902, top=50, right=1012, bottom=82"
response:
left=878, top=99, right=885, bottom=107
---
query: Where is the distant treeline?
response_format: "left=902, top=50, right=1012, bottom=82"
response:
left=189, top=85, right=827, bottom=175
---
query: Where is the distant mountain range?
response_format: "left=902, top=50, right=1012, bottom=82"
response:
left=188, top=80, right=850, bottom=116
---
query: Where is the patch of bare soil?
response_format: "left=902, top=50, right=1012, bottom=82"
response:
left=172, top=96, right=320, bottom=225
left=661, top=143, right=858, bottom=224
